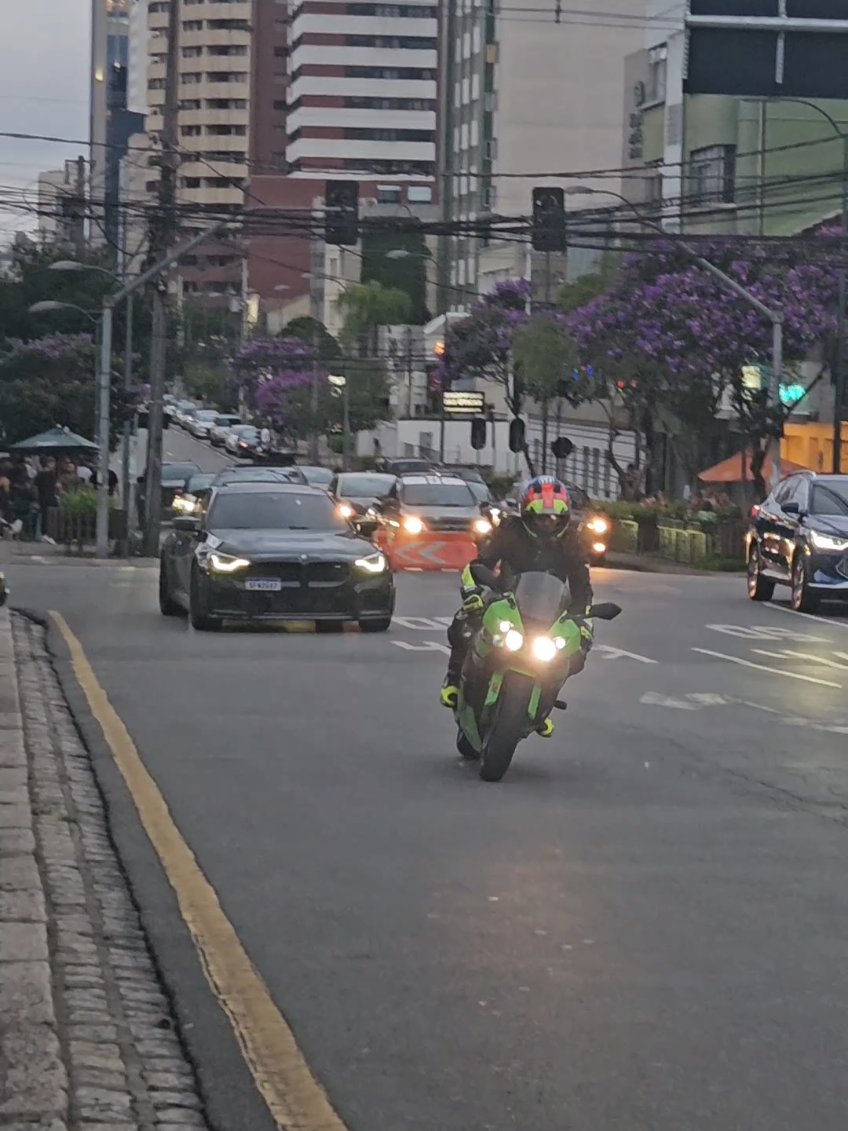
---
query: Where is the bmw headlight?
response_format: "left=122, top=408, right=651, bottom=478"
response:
left=503, top=629, right=524, bottom=652
left=810, top=530, right=848, bottom=552
left=531, top=636, right=557, bottom=662
left=355, top=552, right=388, bottom=574
left=208, top=552, right=251, bottom=573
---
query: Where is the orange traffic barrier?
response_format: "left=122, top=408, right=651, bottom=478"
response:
left=379, top=530, right=477, bottom=571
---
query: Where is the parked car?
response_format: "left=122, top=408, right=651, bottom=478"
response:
left=747, top=470, right=848, bottom=612
left=189, top=409, right=220, bottom=439
left=136, top=461, right=200, bottom=525
left=209, top=414, right=242, bottom=446
left=225, top=425, right=260, bottom=458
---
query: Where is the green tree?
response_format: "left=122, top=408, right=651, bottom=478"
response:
left=337, top=280, right=411, bottom=357
left=282, top=316, right=341, bottom=361
left=360, top=221, right=429, bottom=323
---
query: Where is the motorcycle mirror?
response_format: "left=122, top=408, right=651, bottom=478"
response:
left=469, top=563, right=502, bottom=591
left=589, top=602, right=621, bottom=621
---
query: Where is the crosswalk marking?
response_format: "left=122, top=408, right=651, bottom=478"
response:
left=692, top=648, right=841, bottom=688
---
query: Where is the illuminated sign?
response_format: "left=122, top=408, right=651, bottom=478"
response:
left=442, top=390, right=485, bottom=416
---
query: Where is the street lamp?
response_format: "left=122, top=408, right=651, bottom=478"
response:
left=48, top=259, right=138, bottom=550
left=29, top=300, right=97, bottom=320
left=567, top=185, right=785, bottom=492
left=329, top=373, right=352, bottom=471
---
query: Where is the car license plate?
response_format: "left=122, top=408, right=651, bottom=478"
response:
left=245, top=579, right=282, bottom=592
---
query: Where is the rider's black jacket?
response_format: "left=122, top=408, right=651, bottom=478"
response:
left=472, top=515, right=593, bottom=615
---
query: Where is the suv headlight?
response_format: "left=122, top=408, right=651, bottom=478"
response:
left=208, top=552, right=250, bottom=572
left=587, top=517, right=608, bottom=534
left=810, top=530, right=848, bottom=552
left=355, top=552, right=388, bottom=574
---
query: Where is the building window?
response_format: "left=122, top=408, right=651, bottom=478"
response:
left=646, top=161, right=662, bottom=209
left=181, top=124, right=202, bottom=136
left=377, top=186, right=401, bottom=203
left=182, top=45, right=203, bottom=57
left=648, top=44, right=667, bottom=103
left=690, top=145, right=736, bottom=205
left=183, top=20, right=203, bottom=30
left=208, top=44, right=248, bottom=55
left=205, top=98, right=247, bottom=109
left=180, top=98, right=202, bottom=109
left=407, top=185, right=432, bottom=202
left=182, top=177, right=201, bottom=188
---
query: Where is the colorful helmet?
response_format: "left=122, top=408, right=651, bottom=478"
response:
left=520, top=476, right=571, bottom=536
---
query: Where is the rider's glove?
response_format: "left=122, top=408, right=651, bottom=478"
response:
left=574, top=615, right=594, bottom=652
left=461, top=586, right=485, bottom=613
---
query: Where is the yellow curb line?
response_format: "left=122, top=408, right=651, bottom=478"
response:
left=50, top=610, right=349, bottom=1131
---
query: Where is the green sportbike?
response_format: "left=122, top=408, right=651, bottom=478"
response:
left=454, top=563, right=622, bottom=782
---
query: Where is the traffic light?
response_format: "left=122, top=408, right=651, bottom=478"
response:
left=550, top=436, right=573, bottom=460
left=531, top=187, right=566, bottom=253
left=324, top=180, right=359, bottom=246
left=470, top=418, right=487, bottom=450
left=508, top=417, right=526, bottom=453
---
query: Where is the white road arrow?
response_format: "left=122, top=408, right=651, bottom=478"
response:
left=391, top=641, right=451, bottom=654
left=640, top=693, right=700, bottom=710
left=595, top=645, right=657, bottom=663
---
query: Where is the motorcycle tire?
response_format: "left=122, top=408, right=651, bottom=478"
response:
left=480, top=671, right=535, bottom=783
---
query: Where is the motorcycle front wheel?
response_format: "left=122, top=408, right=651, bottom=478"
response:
left=480, top=671, right=536, bottom=783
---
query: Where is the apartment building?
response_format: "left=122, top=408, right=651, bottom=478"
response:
left=285, top=0, right=438, bottom=193
left=439, top=0, right=647, bottom=306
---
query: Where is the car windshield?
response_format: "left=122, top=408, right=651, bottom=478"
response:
left=208, top=491, right=349, bottom=531
left=810, top=481, right=848, bottom=516
left=160, top=463, right=199, bottom=481
left=232, top=425, right=256, bottom=436
left=299, top=466, right=334, bottom=486
left=195, top=410, right=217, bottom=421
left=402, top=482, right=475, bottom=507
left=466, top=480, right=490, bottom=503
left=338, top=474, right=396, bottom=497
left=215, top=415, right=240, bottom=426
left=215, top=468, right=300, bottom=484
left=186, top=474, right=215, bottom=493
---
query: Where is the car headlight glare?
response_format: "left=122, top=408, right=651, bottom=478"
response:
left=504, top=629, right=524, bottom=652
left=208, top=552, right=251, bottom=573
left=403, top=516, right=425, bottom=534
left=587, top=517, right=608, bottom=533
left=592, top=541, right=607, bottom=554
left=338, top=503, right=354, bottom=519
left=355, top=552, right=388, bottom=574
left=531, top=635, right=558, bottom=662
left=810, top=530, right=848, bottom=552
left=173, top=496, right=196, bottom=513
left=473, top=518, right=492, bottom=535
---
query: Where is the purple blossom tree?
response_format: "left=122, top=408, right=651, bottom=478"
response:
left=568, top=233, right=839, bottom=498
left=228, top=336, right=330, bottom=441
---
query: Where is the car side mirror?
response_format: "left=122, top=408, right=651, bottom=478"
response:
left=173, top=515, right=200, bottom=533
left=589, top=602, right=621, bottom=621
left=782, top=501, right=800, bottom=515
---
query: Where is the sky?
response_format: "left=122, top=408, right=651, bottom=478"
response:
left=0, top=0, right=91, bottom=241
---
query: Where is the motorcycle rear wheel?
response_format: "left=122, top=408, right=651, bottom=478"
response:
left=480, top=672, right=535, bottom=783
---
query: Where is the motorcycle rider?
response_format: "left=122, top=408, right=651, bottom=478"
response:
left=440, top=476, right=594, bottom=737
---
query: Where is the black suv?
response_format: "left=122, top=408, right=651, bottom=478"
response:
left=747, top=471, right=848, bottom=612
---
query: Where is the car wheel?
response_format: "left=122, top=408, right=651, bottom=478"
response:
left=315, top=620, right=345, bottom=633
left=189, top=566, right=221, bottom=631
left=791, top=553, right=819, bottom=613
left=746, top=543, right=775, bottom=602
left=359, top=616, right=392, bottom=633
left=158, top=558, right=184, bottom=617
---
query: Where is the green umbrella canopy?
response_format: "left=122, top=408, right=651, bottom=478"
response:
left=9, top=425, right=98, bottom=452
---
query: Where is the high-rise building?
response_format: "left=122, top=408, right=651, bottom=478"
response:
left=284, top=0, right=438, bottom=192
left=91, top=1, right=135, bottom=257
left=438, top=0, right=647, bottom=306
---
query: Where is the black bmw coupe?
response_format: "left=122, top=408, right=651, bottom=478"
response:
left=159, top=482, right=395, bottom=632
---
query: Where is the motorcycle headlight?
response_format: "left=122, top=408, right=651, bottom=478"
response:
left=208, top=552, right=251, bottom=573
left=473, top=518, right=492, bottom=535
left=355, top=552, right=388, bottom=574
left=403, top=516, right=425, bottom=534
left=810, top=530, right=848, bottom=552
left=503, top=629, right=524, bottom=652
left=173, top=495, right=196, bottom=513
left=531, top=636, right=557, bottom=662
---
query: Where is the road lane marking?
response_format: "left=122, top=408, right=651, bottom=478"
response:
left=594, top=645, right=657, bottom=663
left=692, top=647, right=841, bottom=688
left=707, top=623, right=828, bottom=642
left=751, top=648, right=848, bottom=672
left=391, top=640, right=451, bottom=654
left=640, top=692, right=699, bottom=709
left=49, top=611, right=350, bottom=1131
left=766, top=602, right=848, bottom=630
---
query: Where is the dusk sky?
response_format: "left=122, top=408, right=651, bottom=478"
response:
left=0, top=0, right=90, bottom=239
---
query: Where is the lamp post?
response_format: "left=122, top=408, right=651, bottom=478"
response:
left=566, top=186, right=785, bottom=492
left=47, top=260, right=137, bottom=549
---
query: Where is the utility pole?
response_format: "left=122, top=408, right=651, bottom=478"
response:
left=143, top=0, right=181, bottom=556
left=73, top=156, right=86, bottom=257
left=834, top=133, right=848, bottom=473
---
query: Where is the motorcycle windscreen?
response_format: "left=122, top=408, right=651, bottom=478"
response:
left=513, top=571, right=570, bottom=629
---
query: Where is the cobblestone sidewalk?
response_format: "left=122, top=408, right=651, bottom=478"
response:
left=0, top=608, right=213, bottom=1131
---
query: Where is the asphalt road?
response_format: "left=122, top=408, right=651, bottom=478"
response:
left=8, top=441, right=848, bottom=1129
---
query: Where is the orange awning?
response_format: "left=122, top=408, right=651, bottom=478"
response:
left=697, top=451, right=811, bottom=484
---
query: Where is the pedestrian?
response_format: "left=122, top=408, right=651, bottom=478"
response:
left=59, top=458, right=82, bottom=494
left=77, top=461, right=93, bottom=484
left=35, top=456, right=59, bottom=543
left=259, top=424, right=272, bottom=452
